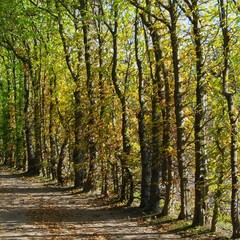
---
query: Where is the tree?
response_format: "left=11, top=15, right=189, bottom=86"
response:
left=218, top=0, right=240, bottom=237
left=168, top=0, right=190, bottom=219
left=99, top=0, right=135, bottom=203
left=78, top=0, right=97, bottom=192
left=140, top=3, right=164, bottom=213
left=134, top=10, right=151, bottom=209
left=55, top=0, right=86, bottom=188
left=180, top=0, right=208, bottom=226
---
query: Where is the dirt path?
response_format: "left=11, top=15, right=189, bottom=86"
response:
left=0, top=168, right=181, bottom=240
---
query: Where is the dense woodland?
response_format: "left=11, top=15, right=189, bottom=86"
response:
left=0, top=0, right=239, bottom=238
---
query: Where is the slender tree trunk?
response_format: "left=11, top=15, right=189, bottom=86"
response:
left=141, top=14, right=163, bottom=212
left=96, top=10, right=108, bottom=196
left=119, top=61, right=133, bottom=203
left=32, top=40, right=42, bottom=176
left=228, top=95, right=240, bottom=239
left=13, top=56, right=24, bottom=169
left=150, top=33, right=163, bottom=212
left=190, top=0, right=208, bottom=226
left=106, top=6, right=133, bottom=203
left=73, top=88, right=85, bottom=188
left=160, top=52, right=173, bottom=217
left=134, top=12, right=151, bottom=209
left=49, top=72, right=57, bottom=179
left=55, top=0, right=85, bottom=188
left=218, top=0, right=240, bottom=237
left=211, top=145, right=224, bottom=232
left=79, top=0, right=97, bottom=192
left=168, top=0, right=190, bottom=220
left=23, top=64, right=36, bottom=175
left=57, top=137, right=68, bottom=186
left=3, top=62, right=14, bottom=167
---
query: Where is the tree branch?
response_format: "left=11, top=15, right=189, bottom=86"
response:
left=129, top=0, right=170, bottom=27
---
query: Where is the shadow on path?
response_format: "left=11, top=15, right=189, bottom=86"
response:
left=0, top=168, right=181, bottom=239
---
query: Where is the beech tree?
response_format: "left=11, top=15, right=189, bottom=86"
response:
left=101, top=0, right=134, bottom=203
left=78, top=0, right=97, bottom=192
left=134, top=11, right=151, bottom=209
left=54, top=0, right=86, bottom=188
left=218, top=0, right=240, bottom=237
left=140, top=9, right=164, bottom=213
left=179, top=0, right=208, bottom=226
left=0, top=0, right=240, bottom=236
left=167, top=0, right=190, bottom=220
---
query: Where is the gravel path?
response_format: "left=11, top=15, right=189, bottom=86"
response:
left=0, top=167, right=181, bottom=240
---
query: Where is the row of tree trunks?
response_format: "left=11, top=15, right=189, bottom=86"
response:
left=0, top=2, right=239, bottom=238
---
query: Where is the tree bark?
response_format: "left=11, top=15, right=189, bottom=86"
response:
left=49, top=73, right=57, bottom=180
left=55, top=0, right=85, bottom=188
left=218, top=0, right=240, bottom=237
left=211, top=151, right=224, bottom=232
left=79, top=0, right=97, bottom=192
left=160, top=45, right=173, bottom=217
left=105, top=4, right=133, bottom=202
left=57, top=137, right=68, bottom=186
left=169, top=0, right=190, bottom=220
left=134, top=11, right=151, bottom=209
left=23, top=64, right=37, bottom=175
left=32, top=39, right=42, bottom=176
left=188, top=0, right=208, bottom=226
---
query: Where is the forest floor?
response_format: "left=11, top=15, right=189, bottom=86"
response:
left=0, top=167, right=230, bottom=240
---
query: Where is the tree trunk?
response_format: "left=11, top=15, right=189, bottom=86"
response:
left=218, top=0, right=240, bottom=237
left=143, top=18, right=163, bottom=213
left=13, top=57, right=25, bottom=169
left=73, top=89, right=85, bottom=188
left=79, top=0, right=97, bottom=193
left=190, top=0, right=208, bottom=226
left=32, top=40, right=42, bottom=176
left=210, top=130, right=225, bottom=232
left=160, top=50, right=173, bottom=217
left=228, top=96, right=240, bottom=239
left=49, top=73, right=57, bottom=180
left=23, top=64, right=37, bottom=175
left=57, top=137, right=68, bottom=186
left=169, top=0, right=190, bottom=220
left=149, top=31, right=163, bottom=213
left=211, top=156, right=224, bottom=232
left=2, top=62, right=14, bottom=167
left=55, top=1, right=85, bottom=188
left=106, top=6, right=133, bottom=202
left=135, top=12, right=151, bottom=209
left=96, top=10, right=108, bottom=196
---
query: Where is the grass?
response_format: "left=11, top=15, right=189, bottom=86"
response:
left=144, top=214, right=232, bottom=239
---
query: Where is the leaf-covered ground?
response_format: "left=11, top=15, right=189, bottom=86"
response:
left=0, top=167, right=181, bottom=240
left=0, top=167, right=230, bottom=240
